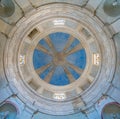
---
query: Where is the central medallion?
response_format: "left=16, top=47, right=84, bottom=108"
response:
left=33, top=32, right=86, bottom=86
left=53, top=52, right=66, bottom=66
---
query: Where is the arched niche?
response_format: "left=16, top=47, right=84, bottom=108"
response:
left=0, top=0, right=15, bottom=17
left=102, top=102, right=120, bottom=119
left=103, top=0, right=120, bottom=17
left=0, top=102, right=17, bottom=119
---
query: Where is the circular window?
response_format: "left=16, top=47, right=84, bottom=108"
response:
left=33, top=32, right=86, bottom=86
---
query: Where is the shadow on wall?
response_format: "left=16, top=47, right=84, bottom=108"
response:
left=0, top=102, right=17, bottom=119
left=103, top=0, right=120, bottom=17
left=102, top=102, right=120, bottom=119
left=0, top=0, right=15, bottom=17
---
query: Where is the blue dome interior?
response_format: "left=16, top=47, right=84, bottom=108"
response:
left=33, top=32, right=86, bottom=86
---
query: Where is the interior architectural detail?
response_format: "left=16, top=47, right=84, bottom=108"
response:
left=102, top=103, right=120, bottom=119
left=33, top=32, right=86, bottom=86
left=0, top=0, right=15, bottom=17
left=0, top=103, right=17, bottom=119
left=103, top=0, right=120, bottom=17
left=0, top=0, right=120, bottom=119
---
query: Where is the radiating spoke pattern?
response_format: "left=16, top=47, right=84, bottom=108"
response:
left=36, top=44, right=52, bottom=55
left=35, top=62, right=52, bottom=75
left=44, top=36, right=56, bottom=55
left=44, top=67, right=55, bottom=83
left=63, top=66, right=75, bottom=83
left=33, top=32, right=86, bottom=86
left=66, top=62, right=83, bottom=74
left=65, top=43, right=83, bottom=56
left=63, top=35, right=74, bottom=52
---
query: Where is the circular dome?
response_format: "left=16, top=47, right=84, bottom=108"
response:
left=33, top=32, right=86, bottom=86
left=4, top=4, right=115, bottom=115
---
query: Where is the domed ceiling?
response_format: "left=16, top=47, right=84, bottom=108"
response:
left=3, top=3, right=115, bottom=115
left=0, top=0, right=120, bottom=119
left=33, top=32, right=86, bottom=86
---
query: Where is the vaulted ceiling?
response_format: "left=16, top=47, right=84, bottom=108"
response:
left=0, top=0, right=120, bottom=119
